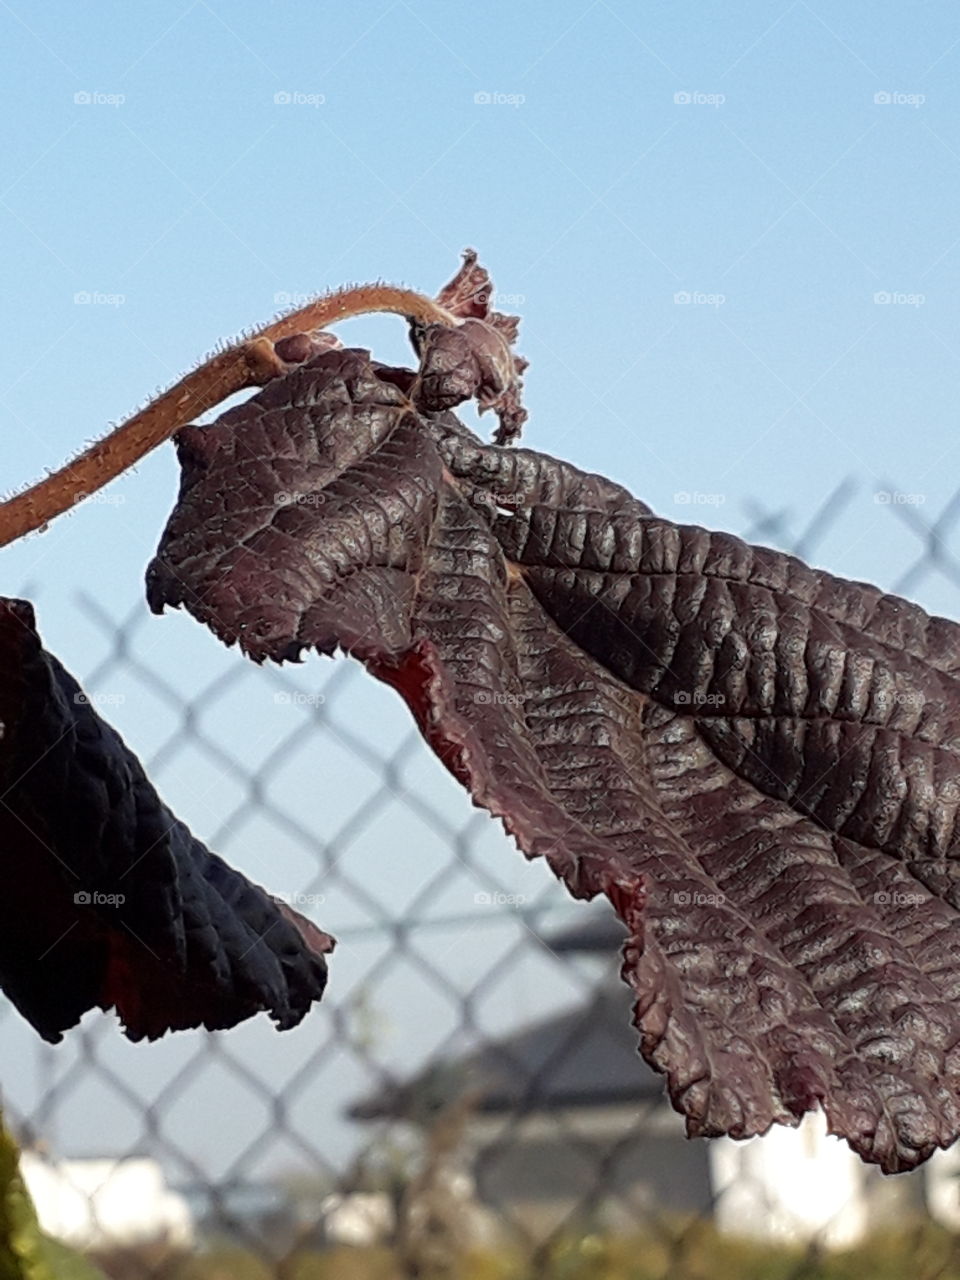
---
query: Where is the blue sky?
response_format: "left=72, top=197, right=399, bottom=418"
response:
left=3, top=0, right=960, bottom=1181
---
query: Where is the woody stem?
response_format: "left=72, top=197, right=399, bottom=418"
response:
left=0, top=285, right=453, bottom=549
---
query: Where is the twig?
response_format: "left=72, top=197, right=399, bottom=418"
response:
left=0, top=285, right=455, bottom=548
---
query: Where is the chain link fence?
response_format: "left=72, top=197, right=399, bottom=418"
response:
left=6, top=478, right=960, bottom=1279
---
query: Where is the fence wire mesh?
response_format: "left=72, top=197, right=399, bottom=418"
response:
left=6, top=478, right=960, bottom=1280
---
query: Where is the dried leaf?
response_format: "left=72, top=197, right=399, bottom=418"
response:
left=147, top=344, right=960, bottom=1172
left=416, top=249, right=527, bottom=444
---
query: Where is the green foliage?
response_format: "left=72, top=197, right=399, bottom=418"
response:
left=0, top=1111, right=107, bottom=1280
left=154, top=1221, right=960, bottom=1280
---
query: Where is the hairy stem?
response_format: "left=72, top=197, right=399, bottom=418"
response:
left=0, top=284, right=454, bottom=549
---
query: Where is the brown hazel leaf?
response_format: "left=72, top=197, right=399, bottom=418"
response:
left=148, top=341, right=960, bottom=1173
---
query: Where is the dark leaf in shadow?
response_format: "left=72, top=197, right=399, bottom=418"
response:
left=0, top=598, right=333, bottom=1042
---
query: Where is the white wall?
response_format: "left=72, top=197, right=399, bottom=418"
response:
left=19, top=1153, right=195, bottom=1251
left=709, top=1110, right=867, bottom=1248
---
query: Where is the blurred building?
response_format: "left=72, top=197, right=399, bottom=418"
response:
left=19, top=1149, right=194, bottom=1252
left=350, top=910, right=939, bottom=1245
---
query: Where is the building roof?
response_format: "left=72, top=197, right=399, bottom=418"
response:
left=544, top=909, right=627, bottom=955
left=347, top=983, right=665, bottom=1122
